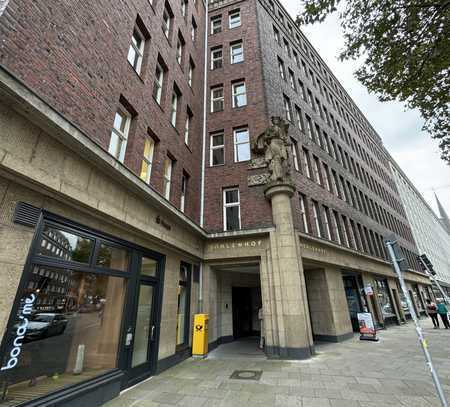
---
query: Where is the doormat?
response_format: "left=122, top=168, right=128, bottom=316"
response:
left=229, top=370, right=263, bottom=381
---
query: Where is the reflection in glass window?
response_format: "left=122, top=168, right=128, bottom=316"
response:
left=141, top=257, right=157, bottom=277
left=375, top=279, right=395, bottom=318
left=132, top=285, right=153, bottom=367
left=38, top=226, right=93, bottom=264
left=0, top=267, right=126, bottom=406
left=96, top=243, right=130, bottom=271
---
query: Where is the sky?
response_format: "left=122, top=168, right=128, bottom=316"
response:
left=280, top=0, right=450, bottom=219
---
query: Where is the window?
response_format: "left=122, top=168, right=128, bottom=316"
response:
left=278, top=57, right=285, bottom=80
left=230, top=41, right=244, bottom=63
left=180, top=173, right=188, bottom=212
left=109, top=108, right=131, bottom=163
left=322, top=163, right=331, bottom=191
left=163, top=157, right=173, bottom=199
left=234, top=127, right=250, bottom=162
left=312, top=200, right=322, bottom=237
left=295, top=106, right=305, bottom=132
left=283, top=38, right=290, bottom=56
left=153, top=59, right=165, bottom=104
left=299, top=194, right=309, bottom=233
left=313, top=156, right=321, bottom=185
left=291, top=139, right=299, bottom=171
left=211, top=15, right=222, bottom=34
left=140, top=137, right=155, bottom=183
left=288, top=69, right=296, bottom=90
left=191, top=18, right=197, bottom=42
left=283, top=95, right=292, bottom=122
left=170, top=89, right=179, bottom=127
left=211, top=46, right=223, bottom=70
left=176, top=264, right=191, bottom=347
left=229, top=9, right=241, bottom=28
left=232, top=81, right=247, bottom=108
left=127, top=28, right=145, bottom=74
left=184, top=108, right=192, bottom=144
left=223, top=188, right=240, bottom=231
left=323, top=206, right=332, bottom=239
left=332, top=210, right=342, bottom=244
left=341, top=215, right=350, bottom=247
left=306, top=115, right=313, bottom=140
left=210, top=132, right=225, bottom=165
left=162, top=4, right=172, bottom=39
left=302, top=147, right=311, bottom=178
left=176, top=33, right=184, bottom=65
left=188, top=59, right=194, bottom=87
left=181, top=0, right=187, bottom=17
left=298, top=80, right=306, bottom=100
left=273, top=26, right=280, bottom=44
left=211, top=86, right=224, bottom=112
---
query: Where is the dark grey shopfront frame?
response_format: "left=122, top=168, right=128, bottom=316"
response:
left=0, top=210, right=166, bottom=407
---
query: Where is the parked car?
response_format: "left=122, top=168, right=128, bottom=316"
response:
left=22, top=313, right=68, bottom=342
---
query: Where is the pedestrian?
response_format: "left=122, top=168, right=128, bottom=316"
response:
left=426, top=299, right=439, bottom=328
left=436, top=300, right=450, bottom=329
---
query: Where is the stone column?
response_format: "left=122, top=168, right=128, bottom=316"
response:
left=305, top=267, right=353, bottom=342
left=263, top=183, right=314, bottom=359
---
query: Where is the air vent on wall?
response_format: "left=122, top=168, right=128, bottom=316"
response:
left=13, top=202, right=41, bottom=227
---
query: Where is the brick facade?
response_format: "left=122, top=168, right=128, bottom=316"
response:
left=0, top=0, right=206, bottom=222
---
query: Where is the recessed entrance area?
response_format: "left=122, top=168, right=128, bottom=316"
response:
left=207, top=262, right=264, bottom=358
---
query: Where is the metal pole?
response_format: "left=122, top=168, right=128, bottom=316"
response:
left=423, top=269, right=450, bottom=306
left=385, top=240, right=448, bottom=407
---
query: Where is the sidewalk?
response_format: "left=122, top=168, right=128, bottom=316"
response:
left=105, top=319, right=450, bottom=407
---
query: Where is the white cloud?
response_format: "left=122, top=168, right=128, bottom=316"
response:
left=280, top=0, right=450, bottom=217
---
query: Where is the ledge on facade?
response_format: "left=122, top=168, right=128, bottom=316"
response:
left=0, top=64, right=207, bottom=240
left=207, top=226, right=275, bottom=239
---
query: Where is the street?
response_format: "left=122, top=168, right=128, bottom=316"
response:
left=105, top=318, right=450, bottom=407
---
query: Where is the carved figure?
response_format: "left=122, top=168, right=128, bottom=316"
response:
left=252, top=116, right=292, bottom=183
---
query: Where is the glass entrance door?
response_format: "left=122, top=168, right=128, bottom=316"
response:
left=123, top=256, right=161, bottom=387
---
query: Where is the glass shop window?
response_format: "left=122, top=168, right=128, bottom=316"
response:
left=375, top=279, right=395, bottom=318
left=0, top=266, right=126, bottom=406
left=176, top=265, right=191, bottom=348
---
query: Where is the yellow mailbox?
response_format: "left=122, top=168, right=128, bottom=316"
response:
left=192, top=314, right=209, bottom=356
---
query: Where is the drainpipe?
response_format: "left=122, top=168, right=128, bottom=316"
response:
left=199, top=0, right=209, bottom=313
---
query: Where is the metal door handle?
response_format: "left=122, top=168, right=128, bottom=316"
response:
left=150, top=325, right=155, bottom=341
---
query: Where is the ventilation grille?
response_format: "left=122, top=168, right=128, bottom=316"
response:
left=13, top=202, right=41, bottom=227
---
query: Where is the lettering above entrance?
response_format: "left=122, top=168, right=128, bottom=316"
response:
left=206, top=239, right=264, bottom=252
left=299, top=242, right=327, bottom=256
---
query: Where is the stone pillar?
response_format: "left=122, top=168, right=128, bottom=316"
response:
left=305, top=267, right=353, bottom=342
left=263, top=183, right=314, bottom=359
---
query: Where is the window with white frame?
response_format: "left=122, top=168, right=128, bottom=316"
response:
left=323, top=206, right=332, bottom=239
left=211, top=15, right=222, bottom=34
left=210, top=132, right=225, bottom=166
left=223, top=188, right=241, bottom=231
left=291, top=139, right=299, bottom=171
left=288, top=69, right=296, bottom=90
left=140, top=137, right=155, bottom=184
left=170, top=89, right=179, bottom=127
left=211, top=86, right=224, bottom=112
left=302, top=147, right=311, bottom=178
left=295, top=106, right=304, bottom=132
left=163, top=157, right=173, bottom=199
left=278, top=57, right=285, bottom=80
left=332, top=210, right=342, bottom=244
left=229, top=9, right=241, bottom=29
left=181, top=0, right=187, bottom=17
left=323, top=163, right=331, bottom=191
left=273, top=26, right=280, bottom=44
left=162, top=5, right=172, bottom=39
left=184, top=110, right=192, bottom=144
left=313, top=156, right=322, bottom=185
left=341, top=215, right=350, bottom=246
left=108, top=109, right=131, bottom=163
left=127, top=28, right=145, bottom=74
left=312, top=200, right=322, bottom=238
left=230, top=41, right=244, bottom=64
left=153, top=60, right=165, bottom=104
left=211, top=46, right=223, bottom=70
left=180, top=173, right=188, bottom=212
left=176, top=34, right=184, bottom=65
left=283, top=95, right=292, bottom=122
left=232, top=81, right=247, bottom=108
left=306, top=115, right=313, bottom=139
left=188, top=60, right=194, bottom=87
left=234, top=127, right=250, bottom=162
left=299, top=194, right=309, bottom=233
left=283, top=38, right=290, bottom=56
left=191, top=18, right=197, bottom=42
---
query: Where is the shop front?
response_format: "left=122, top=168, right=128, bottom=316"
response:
left=0, top=212, right=165, bottom=406
left=374, top=278, right=397, bottom=325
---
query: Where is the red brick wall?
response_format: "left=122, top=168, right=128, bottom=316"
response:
left=0, top=0, right=206, bottom=222
left=203, top=0, right=273, bottom=232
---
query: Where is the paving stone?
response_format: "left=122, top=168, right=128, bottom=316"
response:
left=301, top=397, right=331, bottom=407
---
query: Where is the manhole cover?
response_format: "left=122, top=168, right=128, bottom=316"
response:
left=229, top=370, right=263, bottom=381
